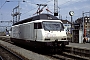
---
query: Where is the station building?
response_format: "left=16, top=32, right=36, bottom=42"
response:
left=61, top=20, right=71, bottom=34
left=61, top=20, right=72, bottom=42
left=75, top=16, right=90, bottom=37
left=75, top=16, right=90, bottom=43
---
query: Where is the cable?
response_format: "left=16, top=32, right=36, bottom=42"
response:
left=46, top=0, right=53, bottom=3
left=24, top=1, right=37, bottom=5
left=22, top=7, right=38, bottom=15
left=58, top=0, right=72, bottom=7
left=0, top=0, right=7, bottom=10
left=20, top=0, right=38, bottom=16
left=21, top=0, right=53, bottom=16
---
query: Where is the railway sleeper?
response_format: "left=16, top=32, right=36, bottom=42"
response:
left=64, top=46, right=90, bottom=59
left=62, top=52, right=90, bottom=60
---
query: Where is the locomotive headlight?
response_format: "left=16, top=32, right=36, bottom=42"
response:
left=61, top=38, right=66, bottom=40
left=61, top=36, right=67, bottom=40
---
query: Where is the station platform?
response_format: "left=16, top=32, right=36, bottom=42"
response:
left=67, top=42, right=90, bottom=50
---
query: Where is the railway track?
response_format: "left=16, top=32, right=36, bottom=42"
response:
left=0, top=36, right=90, bottom=60
left=0, top=56, right=3, bottom=60
left=64, top=46, right=90, bottom=60
left=46, top=51, right=89, bottom=60
left=0, top=36, right=22, bottom=60
left=59, top=52, right=88, bottom=60
left=0, top=36, right=54, bottom=60
left=0, top=36, right=11, bottom=43
left=0, top=44, right=23, bottom=60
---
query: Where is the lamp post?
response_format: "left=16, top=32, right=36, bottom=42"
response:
left=69, top=11, right=74, bottom=42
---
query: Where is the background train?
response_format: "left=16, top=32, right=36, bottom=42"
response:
left=10, top=14, right=69, bottom=49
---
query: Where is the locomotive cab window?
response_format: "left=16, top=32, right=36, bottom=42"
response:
left=61, top=23, right=64, bottom=31
left=43, top=21, right=64, bottom=31
left=34, top=22, right=42, bottom=29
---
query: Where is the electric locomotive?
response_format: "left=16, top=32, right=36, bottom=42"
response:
left=10, top=14, right=69, bottom=49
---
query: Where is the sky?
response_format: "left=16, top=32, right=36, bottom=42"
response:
left=0, top=0, right=90, bottom=31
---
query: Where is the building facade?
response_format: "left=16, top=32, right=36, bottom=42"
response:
left=61, top=20, right=71, bottom=34
left=75, top=16, right=90, bottom=37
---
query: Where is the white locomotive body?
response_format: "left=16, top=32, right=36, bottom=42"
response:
left=11, top=14, right=69, bottom=48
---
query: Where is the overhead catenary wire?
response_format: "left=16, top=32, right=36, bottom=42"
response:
left=21, top=7, right=38, bottom=15
left=0, top=0, right=7, bottom=10
left=21, top=0, right=53, bottom=16
left=58, top=0, right=88, bottom=20
left=1, top=0, right=86, bottom=20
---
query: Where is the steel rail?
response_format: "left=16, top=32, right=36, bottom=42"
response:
left=0, top=45, right=23, bottom=60
left=65, top=46, right=90, bottom=59
left=0, top=36, right=90, bottom=60
left=0, top=56, right=3, bottom=60
left=48, top=52, right=89, bottom=60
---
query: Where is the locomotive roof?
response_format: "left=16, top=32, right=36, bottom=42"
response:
left=13, top=14, right=59, bottom=25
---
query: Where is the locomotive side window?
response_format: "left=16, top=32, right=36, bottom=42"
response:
left=34, top=22, right=42, bottom=29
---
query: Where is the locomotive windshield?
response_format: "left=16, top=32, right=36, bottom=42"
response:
left=43, top=21, right=64, bottom=31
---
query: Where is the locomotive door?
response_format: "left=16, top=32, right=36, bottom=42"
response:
left=34, top=23, right=37, bottom=41
left=34, top=22, right=42, bottom=41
